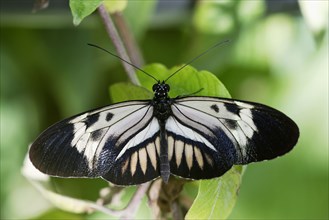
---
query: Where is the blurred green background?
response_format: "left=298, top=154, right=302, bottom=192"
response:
left=1, top=0, right=328, bottom=219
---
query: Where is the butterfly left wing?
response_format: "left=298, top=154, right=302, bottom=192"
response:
left=167, top=96, right=299, bottom=180
left=29, top=100, right=162, bottom=186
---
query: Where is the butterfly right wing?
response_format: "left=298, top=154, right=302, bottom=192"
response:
left=29, top=100, right=162, bottom=185
left=166, top=96, right=298, bottom=180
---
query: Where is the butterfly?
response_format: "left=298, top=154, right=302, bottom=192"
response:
left=29, top=45, right=299, bottom=186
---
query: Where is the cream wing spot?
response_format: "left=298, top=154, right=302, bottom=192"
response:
left=130, top=152, right=138, bottom=176
left=194, top=147, right=204, bottom=169
left=184, top=144, right=193, bottom=170
left=205, top=153, right=214, bottom=167
left=146, top=144, right=157, bottom=170
left=175, top=140, right=184, bottom=167
left=139, top=148, right=147, bottom=174
left=121, top=159, right=129, bottom=174
left=168, top=136, right=174, bottom=161
left=155, top=137, right=160, bottom=156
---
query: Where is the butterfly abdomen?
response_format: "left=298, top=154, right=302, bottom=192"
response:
left=159, top=121, right=170, bottom=183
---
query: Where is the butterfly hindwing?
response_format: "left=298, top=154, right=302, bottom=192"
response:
left=167, top=101, right=237, bottom=179
left=29, top=100, right=162, bottom=185
left=101, top=127, right=161, bottom=185
left=166, top=120, right=235, bottom=180
left=169, top=96, right=298, bottom=179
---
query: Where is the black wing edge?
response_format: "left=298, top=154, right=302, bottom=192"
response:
left=238, top=102, right=299, bottom=164
left=29, top=118, right=97, bottom=178
left=174, top=96, right=299, bottom=164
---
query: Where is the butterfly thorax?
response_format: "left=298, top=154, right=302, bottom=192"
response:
left=152, top=81, right=172, bottom=122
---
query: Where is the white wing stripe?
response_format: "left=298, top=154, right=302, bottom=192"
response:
left=116, top=118, right=160, bottom=160
left=76, top=133, right=90, bottom=153
left=176, top=101, right=240, bottom=120
left=88, top=105, right=149, bottom=132
left=239, top=109, right=258, bottom=132
left=84, top=129, right=108, bottom=169
left=234, top=101, right=254, bottom=109
left=71, top=123, right=87, bottom=147
left=171, top=104, right=239, bottom=150
left=166, top=117, right=217, bottom=152
left=172, top=104, right=218, bottom=132
left=238, top=120, right=255, bottom=139
left=68, top=103, right=151, bottom=157
left=94, top=106, right=150, bottom=139
left=116, top=106, right=153, bottom=146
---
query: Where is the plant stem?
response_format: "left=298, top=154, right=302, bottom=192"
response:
left=172, top=200, right=183, bottom=220
left=120, top=183, right=151, bottom=219
left=97, top=4, right=140, bottom=85
left=113, top=12, right=144, bottom=68
left=90, top=182, right=151, bottom=218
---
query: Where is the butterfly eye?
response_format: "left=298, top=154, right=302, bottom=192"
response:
left=165, top=84, right=170, bottom=92
left=152, top=84, right=158, bottom=92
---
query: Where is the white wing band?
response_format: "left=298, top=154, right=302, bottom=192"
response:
left=116, top=118, right=160, bottom=160
left=165, top=116, right=217, bottom=152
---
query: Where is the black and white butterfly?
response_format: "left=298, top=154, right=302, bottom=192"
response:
left=29, top=82, right=299, bottom=185
left=29, top=45, right=299, bottom=186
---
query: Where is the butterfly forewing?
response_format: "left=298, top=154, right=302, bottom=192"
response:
left=29, top=100, right=161, bottom=184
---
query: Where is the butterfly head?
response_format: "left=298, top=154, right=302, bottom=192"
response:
left=153, top=81, right=170, bottom=99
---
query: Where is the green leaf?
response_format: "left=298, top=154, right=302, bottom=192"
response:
left=69, top=0, right=102, bottom=26
left=109, top=82, right=152, bottom=103
left=136, top=63, right=231, bottom=98
left=103, top=0, right=128, bottom=14
left=30, top=209, right=84, bottom=220
left=186, top=166, right=246, bottom=219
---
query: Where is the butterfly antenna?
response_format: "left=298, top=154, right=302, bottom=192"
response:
left=164, top=40, right=230, bottom=82
left=87, top=43, right=158, bottom=82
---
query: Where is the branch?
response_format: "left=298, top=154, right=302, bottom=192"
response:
left=97, top=4, right=140, bottom=85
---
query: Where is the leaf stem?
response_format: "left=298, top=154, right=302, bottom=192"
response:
left=97, top=4, right=140, bottom=85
